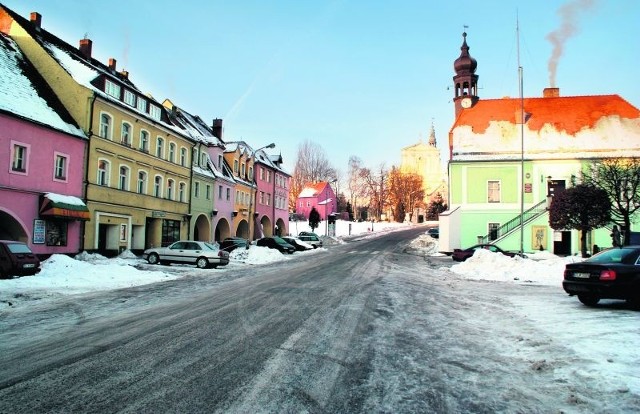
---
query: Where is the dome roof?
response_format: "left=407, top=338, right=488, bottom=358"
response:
left=454, top=32, right=477, bottom=74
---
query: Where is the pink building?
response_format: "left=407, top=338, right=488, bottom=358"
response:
left=0, top=33, right=88, bottom=256
left=296, top=181, right=337, bottom=220
left=254, top=150, right=291, bottom=237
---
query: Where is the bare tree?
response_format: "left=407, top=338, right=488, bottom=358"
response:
left=347, top=156, right=368, bottom=220
left=387, top=167, right=424, bottom=222
left=359, top=163, right=388, bottom=220
left=289, top=140, right=336, bottom=212
left=581, top=157, right=640, bottom=245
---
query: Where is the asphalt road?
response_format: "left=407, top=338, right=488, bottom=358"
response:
left=0, top=226, right=431, bottom=412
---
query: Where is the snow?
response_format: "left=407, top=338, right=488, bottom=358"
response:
left=1, top=220, right=638, bottom=407
left=44, top=192, right=87, bottom=206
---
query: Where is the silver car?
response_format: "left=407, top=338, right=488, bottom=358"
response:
left=143, top=241, right=229, bottom=269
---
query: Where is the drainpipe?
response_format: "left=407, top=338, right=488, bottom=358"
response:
left=81, top=94, right=98, bottom=251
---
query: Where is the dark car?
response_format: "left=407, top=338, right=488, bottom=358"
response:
left=563, top=246, right=640, bottom=307
left=452, top=243, right=523, bottom=262
left=282, top=236, right=313, bottom=251
left=297, top=231, right=323, bottom=248
left=219, top=237, right=250, bottom=252
left=0, top=240, right=41, bottom=278
left=256, top=237, right=296, bottom=254
left=143, top=240, right=229, bottom=268
left=427, top=227, right=439, bottom=239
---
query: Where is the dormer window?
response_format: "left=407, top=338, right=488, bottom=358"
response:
left=124, top=90, right=136, bottom=107
left=137, top=97, right=147, bottom=113
left=105, top=79, right=120, bottom=99
left=149, top=104, right=161, bottom=121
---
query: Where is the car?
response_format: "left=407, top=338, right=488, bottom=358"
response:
left=219, top=237, right=250, bottom=252
left=0, top=240, right=41, bottom=278
left=281, top=236, right=314, bottom=251
left=563, top=246, right=640, bottom=307
left=427, top=227, right=439, bottom=239
left=143, top=240, right=229, bottom=268
left=297, top=231, right=323, bottom=248
left=452, top=243, right=523, bottom=262
left=256, top=237, right=296, bottom=254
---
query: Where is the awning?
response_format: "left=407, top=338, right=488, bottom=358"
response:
left=40, top=193, right=90, bottom=221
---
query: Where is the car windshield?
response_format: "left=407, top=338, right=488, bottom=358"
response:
left=273, top=237, right=288, bottom=244
left=6, top=243, right=33, bottom=254
left=202, top=242, right=219, bottom=251
left=587, top=248, right=636, bottom=264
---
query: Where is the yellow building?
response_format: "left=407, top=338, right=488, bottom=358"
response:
left=1, top=8, right=193, bottom=254
left=223, top=143, right=256, bottom=239
left=400, top=123, right=447, bottom=205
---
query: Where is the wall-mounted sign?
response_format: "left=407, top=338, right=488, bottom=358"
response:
left=524, top=183, right=532, bottom=193
left=152, top=211, right=165, bottom=218
left=33, top=219, right=46, bottom=244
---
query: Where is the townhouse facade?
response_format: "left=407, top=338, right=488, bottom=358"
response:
left=439, top=32, right=640, bottom=255
left=254, top=150, right=290, bottom=237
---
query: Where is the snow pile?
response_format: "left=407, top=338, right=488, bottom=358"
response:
left=408, top=233, right=442, bottom=256
left=230, top=246, right=292, bottom=265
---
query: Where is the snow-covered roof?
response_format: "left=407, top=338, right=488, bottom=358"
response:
left=164, top=100, right=225, bottom=147
left=0, top=33, right=85, bottom=138
left=44, top=192, right=86, bottom=206
left=298, top=182, right=329, bottom=198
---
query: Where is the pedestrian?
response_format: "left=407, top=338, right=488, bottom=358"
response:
left=610, top=225, right=622, bottom=248
left=592, top=244, right=600, bottom=254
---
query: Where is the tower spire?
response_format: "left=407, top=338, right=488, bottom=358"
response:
left=452, top=30, right=479, bottom=116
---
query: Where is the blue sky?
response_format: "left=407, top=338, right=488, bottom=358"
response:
left=6, top=0, right=639, bottom=174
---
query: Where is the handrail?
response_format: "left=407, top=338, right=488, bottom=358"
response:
left=480, top=199, right=548, bottom=244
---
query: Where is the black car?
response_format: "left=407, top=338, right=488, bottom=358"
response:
left=256, top=237, right=296, bottom=254
left=297, top=231, right=322, bottom=248
left=219, top=237, right=250, bottom=252
left=563, top=246, right=640, bottom=307
left=452, top=243, right=524, bottom=262
left=282, top=236, right=313, bottom=251
left=427, top=227, right=439, bottom=239
left=0, top=240, right=41, bottom=278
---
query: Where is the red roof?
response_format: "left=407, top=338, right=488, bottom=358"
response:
left=298, top=181, right=329, bottom=198
left=452, top=94, right=640, bottom=136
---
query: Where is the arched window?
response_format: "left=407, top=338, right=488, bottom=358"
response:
left=156, top=137, right=164, bottom=158
left=97, top=159, right=110, bottom=186
left=154, top=175, right=162, bottom=197
left=139, top=130, right=149, bottom=152
left=180, top=148, right=187, bottom=166
left=121, top=122, right=132, bottom=146
left=168, top=142, right=176, bottom=163
left=137, top=171, right=147, bottom=194
left=119, top=165, right=130, bottom=190
left=179, top=182, right=186, bottom=202
left=99, top=113, right=112, bottom=139
left=166, top=179, right=175, bottom=200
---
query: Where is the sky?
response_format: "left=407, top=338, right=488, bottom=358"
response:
left=1, top=220, right=638, bottom=411
left=4, top=0, right=640, bottom=175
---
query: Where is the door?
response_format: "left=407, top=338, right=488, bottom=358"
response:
left=547, top=179, right=566, bottom=198
left=553, top=230, right=571, bottom=256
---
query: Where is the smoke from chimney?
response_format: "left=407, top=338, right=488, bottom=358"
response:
left=545, top=0, right=595, bottom=87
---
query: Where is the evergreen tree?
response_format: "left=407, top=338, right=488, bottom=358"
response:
left=426, top=193, right=448, bottom=220
left=308, top=207, right=321, bottom=232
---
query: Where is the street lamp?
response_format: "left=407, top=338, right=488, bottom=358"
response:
left=325, top=178, right=337, bottom=236
left=227, top=141, right=275, bottom=240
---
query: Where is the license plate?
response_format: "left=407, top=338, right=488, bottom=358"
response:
left=23, top=263, right=35, bottom=268
left=573, top=272, right=590, bottom=278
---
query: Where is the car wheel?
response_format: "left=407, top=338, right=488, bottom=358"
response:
left=196, top=257, right=209, bottom=269
left=578, top=294, right=600, bottom=306
left=147, top=253, right=160, bottom=265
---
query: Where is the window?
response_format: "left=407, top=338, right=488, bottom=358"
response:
left=105, top=79, right=120, bottom=99
left=124, top=90, right=136, bottom=106
left=156, top=137, right=164, bottom=158
left=180, top=148, right=187, bottom=166
left=241, top=163, right=246, bottom=178
left=488, top=180, right=501, bottom=203
left=45, top=220, right=67, bottom=246
left=166, top=179, right=175, bottom=199
left=118, top=166, right=130, bottom=190
left=236, top=190, right=240, bottom=203
left=218, top=155, right=222, bottom=169
left=206, top=184, right=211, bottom=200
left=179, top=182, right=186, bottom=202
left=248, top=166, right=253, bottom=180
left=121, top=122, right=132, bottom=146
left=137, top=171, right=147, bottom=194
left=11, top=144, right=27, bottom=172
left=99, top=113, right=112, bottom=139
left=139, top=130, right=149, bottom=152
left=97, top=159, right=110, bottom=186
left=201, top=152, right=208, bottom=167
left=260, top=167, right=264, bottom=180
left=194, top=181, right=200, bottom=198
left=54, top=154, right=67, bottom=180
left=149, top=104, right=161, bottom=121
left=137, top=97, right=147, bottom=113
left=266, top=193, right=271, bottom=206
left=488, top=222, right=500, bottom=241
left=226, top=188, right=230, bottom=201
left=234, top=160, right=239, bottom=174
left=266, top=171, right=272, bottom=183
left=192, top=148, right=198, bottom=166
left=218, top=185, right=223, bottom=199
left=168, top=143, right=176, bottom=163
left=259, top=191, right=265, bottom=204
left=306, top=201, right=311, bottom=207
left=154, top=176, right=162, bottom=197
left=161, top=219, right=180, bottom=247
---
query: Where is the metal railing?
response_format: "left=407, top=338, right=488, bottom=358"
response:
left=480, top=199, right=548, bottom=244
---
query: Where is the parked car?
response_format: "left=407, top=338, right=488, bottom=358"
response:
left=256, top=237, right=296, bottom=254
left=0, top=240, right=41, bottom=278
left=297, top=231, right=323, bottom=248
left=452, top=243, right=524, bottom=262
left=282, top=236, right=314, bottom=251
left=427, top=227, right=439, bottom=239
left=219, top=237, right=250, bottom=252
left=143, top=241, right=229, bottom=268
left=563, top=246, right=640, bottom=307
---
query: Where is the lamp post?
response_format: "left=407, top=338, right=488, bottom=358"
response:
left=227, top=141, right=275, bottom=240
left=325, top=178, right=337, bottom=236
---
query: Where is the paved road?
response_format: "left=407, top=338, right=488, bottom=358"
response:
left=0, top=227, right=430, bottom=412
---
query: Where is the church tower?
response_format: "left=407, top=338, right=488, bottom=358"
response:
left=453, top=31, right=479, bottom=117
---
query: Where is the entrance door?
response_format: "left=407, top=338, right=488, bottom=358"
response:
left=547, top=179, right=566, bottom=197
left=553, top=230, right=571, bottom=256
left=98, top=224, right=108, bottom=251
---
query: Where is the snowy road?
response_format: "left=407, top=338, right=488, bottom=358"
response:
left=0, top=227, right=638, bottom=412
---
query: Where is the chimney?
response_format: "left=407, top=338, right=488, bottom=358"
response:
left=543, top=87, right=560, bottom=98
left=79, top=38, right=92, bottom=59
left=120, top=70, right=129, bottom=79
left=30, top=12, right=42, bottom=31
left=212, top=118, right=223, bottom=139
left=108, top=58, right=117, bottom=71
